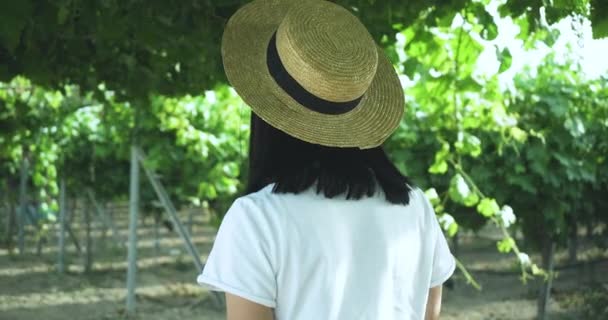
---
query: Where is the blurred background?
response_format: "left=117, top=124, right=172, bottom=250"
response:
left=1, top=0, right=607, bottom=319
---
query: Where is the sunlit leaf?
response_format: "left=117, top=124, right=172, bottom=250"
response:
left=477, top=198, right=500, bottom=217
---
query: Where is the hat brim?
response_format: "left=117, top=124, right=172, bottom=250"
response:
left=222, top=0, right=405, bottom=148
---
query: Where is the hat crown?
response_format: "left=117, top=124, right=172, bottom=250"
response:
left=275, top=0, right=378, bottom=103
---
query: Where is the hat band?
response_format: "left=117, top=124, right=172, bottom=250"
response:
left=266, top=32, right=362, bottom=115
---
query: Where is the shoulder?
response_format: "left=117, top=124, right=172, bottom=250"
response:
left=224, top=185, right=286, bottom=264
left=224, top=184, right=286, bottom=234
left=239, top=184, right=277, bottom=204
left=236, top=183, right=311, bottom=214
left=403, top=186, right=429, bottom=211
left=407, top=187, right=437, bottom=230
left=233, top=184, right=282, bottom=214
left=412, top=187, right=432, bottom=207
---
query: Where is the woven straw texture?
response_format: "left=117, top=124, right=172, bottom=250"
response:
left=222, top=0, right=405, bottom=148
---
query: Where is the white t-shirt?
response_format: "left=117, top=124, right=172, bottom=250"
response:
left=197, top=184, right=455, bottom=319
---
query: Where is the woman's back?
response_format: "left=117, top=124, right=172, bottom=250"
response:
left=199, top=0, right=456, bottom=317
left=198, top=185, right=455, bottom=319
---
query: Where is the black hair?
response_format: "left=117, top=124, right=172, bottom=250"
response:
left=245, top=113, right=414, bottom=205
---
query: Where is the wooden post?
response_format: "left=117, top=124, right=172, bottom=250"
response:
left=188, top=209, right=194, bottom=236
left=65, top=222, right=82, bottom=254
left=58, top=177, right=66, bottom=273
left=87, top=188, right=124, bottom=248
left=3, top=179, right=15, bottom=251
left=136, top=147, right=203, bottom=268
left=5, top=200, right=15, bottom=250
left=568, top=221, right=578, bottom=263
left=586, top=219, right=594, bottom=239
left=136, top=147, right=223, bottom=308
left=65, top=197, right=82, bottom=254
left=84, top=197, right=92, bottom=273
left=68, top=198, right=77, bottom=222
left=537, top=240, right=556, bottom=320
left=17, top=156, right=28, bottom=254
left=154, top=213, right=160, bottom=260
left=126, top=145, right=140, bottom=315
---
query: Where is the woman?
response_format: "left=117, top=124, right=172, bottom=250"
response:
left=197, top=0, right=456, bottom=319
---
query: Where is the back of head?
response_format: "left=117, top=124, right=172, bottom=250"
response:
left=246, top=113, right=413, bottom=205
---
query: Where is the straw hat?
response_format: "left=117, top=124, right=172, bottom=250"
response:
left=222, top=0, right=404, bottom=148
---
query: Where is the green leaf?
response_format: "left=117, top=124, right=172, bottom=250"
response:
left=425, top=188, right=440, bottom=206
left=429, top=142, right=450, bottom=175
left=497, top=237, right=516, bottom=253
left=49, top=183, right=59, bottom=195
left=509, top=127, right=528, bottom=143
left=438, top=213, right=458, bottom=237
left=44, top=91, right=63, bottom=109
left=482, top=21, right=499, bottom=41
left=198, top=183, right=217, bottom=200
left=33, top=172, right=44, bottom=186
left=462, top=192, right=480, bottom=207
left=564, top=117, right=586, bottom=137
left=451, top=28, right=484, bottom=76
left=50, top=200, right=59, bottom=212
left=497, top=47, right=512, bottom=73
left=402, top=58, right=420, bottom=78
left=543, top=28, right=561, bottom=47
left=515, top=16, right=530, bottom=41
left=477, top=198, right=500, bottom=217
left=455, top=132, right=482, bottom=158
left=543, top=96, right=569, bottom=117
left=448, top=173, right=479, bottom=207
left=429, top=160, right=448, bottom=174
left=449, top=174, right=469, bottom=199
left=474, top=5, right=499, bottom=40
left=436, top=11, right=457, bottom=28
left=447, top=220, right=459, bottom=237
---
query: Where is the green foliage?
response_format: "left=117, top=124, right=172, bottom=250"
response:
left=0, top=0, right=227, bottom=99
left=1, top=0, right=607, bottom=287
left=477, top=198, right=500, bottom=218
left=439, top=213, right=460, bottom=237
left=429, top=142, right=450, bottom=174
left=0, top=78, right=248, bottom=224
left=498, top=54, right=608, bottom=247
left=497, top=47, right=513, bottom=73
left=449, top=174, right=480, bottom=207
left=384, top=1, right=522, bottom=238
left=455, top=132, right=482, bottom=158
left=497, top=237, right=516, bottom=253
left=148, top=86, right=248, bottom=213
left=0, top=77, right=87, bottom=222
left=591, top=0, right=608, bottom=38
left=0, top=0, right=605, bottom=102
left=383, top=0, right=607, bottom=282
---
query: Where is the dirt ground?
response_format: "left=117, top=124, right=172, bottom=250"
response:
left=1, top=206, right=606, bottom=320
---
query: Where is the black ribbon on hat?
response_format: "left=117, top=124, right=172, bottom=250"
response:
left=266, top=32, right=362, bottom=115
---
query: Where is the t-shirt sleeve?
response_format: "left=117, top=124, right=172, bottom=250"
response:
left=420, top=190, right=456, bottom=288
left=197, top=197, right=278, bottom=308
